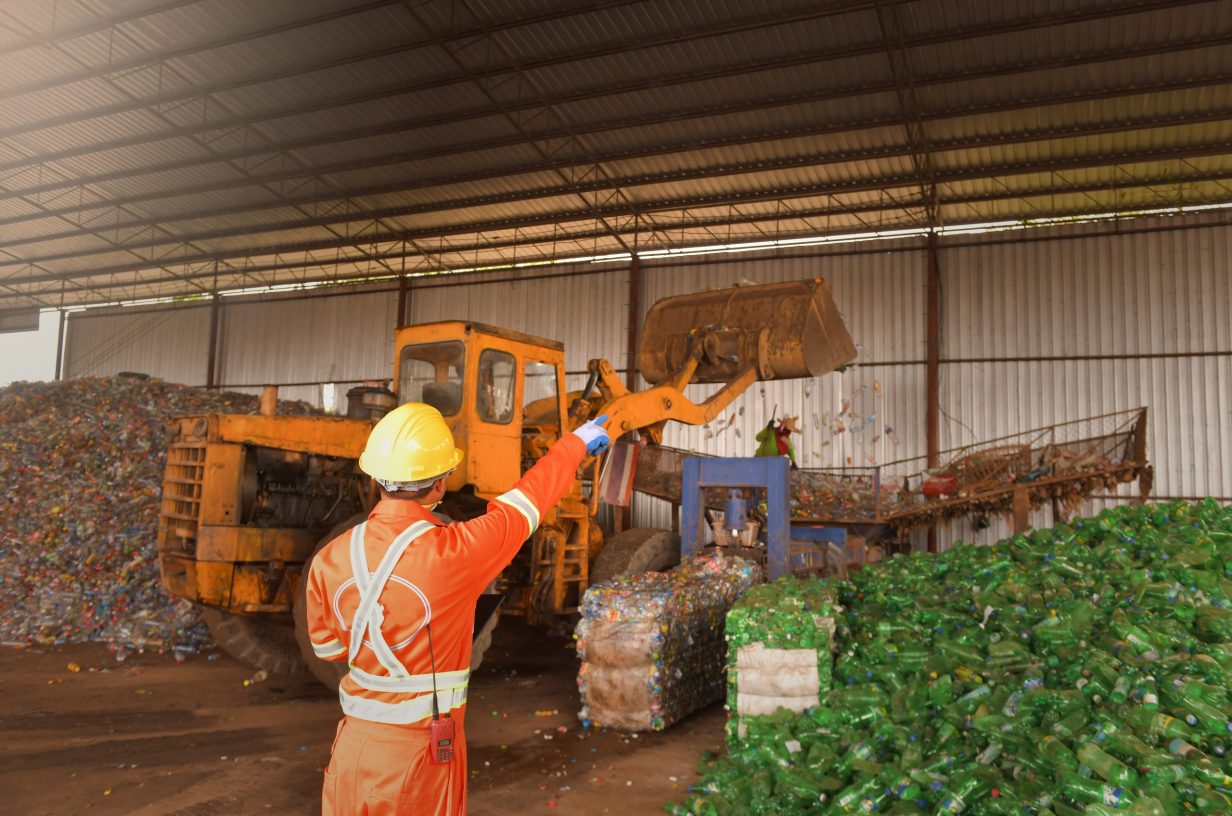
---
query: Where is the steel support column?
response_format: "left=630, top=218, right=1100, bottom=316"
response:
left=926, top=232, right=941, bottom=553
left=614, top=255, right=642, bottom=534
left=626, top=256, right=641, bottom=392
left=396, top=241, right=409, bottom=328
left=53, top=310, right=67, bottom=380
left=397, top=274, right=408, bottom=329
left=206, top=291, right=221, bottom=389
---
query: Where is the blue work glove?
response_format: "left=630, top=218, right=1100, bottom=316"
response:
left=572, top=414, right=611, bottom=456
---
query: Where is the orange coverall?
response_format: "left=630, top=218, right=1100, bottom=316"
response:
left=305, top=434, right=586, bottom=815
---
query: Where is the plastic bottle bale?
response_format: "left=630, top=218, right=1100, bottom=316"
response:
left=575, top=553, right=760, bottom=731
left=575, top=619, right=662, bottom=666
left=725, top=576, right=839, bottom=742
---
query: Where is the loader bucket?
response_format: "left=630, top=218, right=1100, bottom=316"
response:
left=637, top=277, right=857, bottom=384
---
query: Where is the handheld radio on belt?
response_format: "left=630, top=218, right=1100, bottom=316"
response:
left=426, top=624, right=456, bottom=764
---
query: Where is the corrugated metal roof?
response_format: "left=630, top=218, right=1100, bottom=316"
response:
left=2, top=0, right=1231, bottom=311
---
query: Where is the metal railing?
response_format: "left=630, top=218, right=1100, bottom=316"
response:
left=791, top=407, right=1149, bottom=524
left=631, top=408, right=1150, bottom=530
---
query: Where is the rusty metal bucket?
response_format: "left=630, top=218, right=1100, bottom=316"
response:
left=637, top=277, right=857, bottom=383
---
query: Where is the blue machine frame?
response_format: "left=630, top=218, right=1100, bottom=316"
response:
left=681, top=456, right=788, bottom=578
left=681, top=456, right=847, bottom=580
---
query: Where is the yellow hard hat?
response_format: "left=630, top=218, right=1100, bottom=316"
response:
left=358, top=402, right=464, bottom=484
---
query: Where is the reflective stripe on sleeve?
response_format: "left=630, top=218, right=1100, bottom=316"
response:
left=495, top=487, right=541, bottom=533
left=312, top=638, right=346, bottom=659
left=339, top=685, right=468, bottom=725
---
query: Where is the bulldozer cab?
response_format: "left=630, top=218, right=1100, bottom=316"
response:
left=392, top=321, right=568, bottom=500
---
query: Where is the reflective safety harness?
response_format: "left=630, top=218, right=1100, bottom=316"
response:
left=336, top=520, right=469, bottom=725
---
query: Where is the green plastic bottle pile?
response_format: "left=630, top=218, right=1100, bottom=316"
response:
left=667, top=500, right=1232, bottom=815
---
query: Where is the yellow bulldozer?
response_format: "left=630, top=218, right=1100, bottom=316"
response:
left=156, top=278, right=855, bottom=685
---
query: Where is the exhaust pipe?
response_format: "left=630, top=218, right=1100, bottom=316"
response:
left=259, top=385, right=279, bottom=416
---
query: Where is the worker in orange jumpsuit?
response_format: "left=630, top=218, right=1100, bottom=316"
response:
left=305, top=402, right=610, bottom=815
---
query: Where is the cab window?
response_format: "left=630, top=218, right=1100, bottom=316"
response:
left=478, top=349, right=515, bottom=424
left=398, top=341, right=464, bottom=416
left=523, top=360, right=560, bottom=432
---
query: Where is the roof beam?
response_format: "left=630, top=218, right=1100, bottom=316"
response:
left=0, top=0, right=418, bottom=98
left=0, top=0, right=882, bottom=145
left=874, top=0, right=940, bottom=226
left=4, top=102, right=1230, bottom=257
left=1, top=194, right=931, bottom=305
left=414, top=0, right=637, bottom=257
left=5, top=166, right=1231, bottom=312
left=0, top=23, right=231, bottom=298
left=5, top=144, right=1230, bottom=286
left=0, top=0, right=205, bottom=59
left=5, top=29, right=1228, bottom=212
left=0, top=0, right=1210, bottom=174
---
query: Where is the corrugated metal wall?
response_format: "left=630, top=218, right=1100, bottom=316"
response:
left=405, top=266, right=628, bottom=393
left=644, top=243, right=927, bottom=467
left=936, top=219, right=1232, bottom=546
left=61, top=289, right=398, bottom=408
left=64, top=304, right=212, bottom=383
left=61, top=215, right=1231, bottom=550
left=215, top=288, right=399, bottom=407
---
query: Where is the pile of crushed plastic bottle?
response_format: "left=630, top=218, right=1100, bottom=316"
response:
left=0, top=376, right=316, bottom=656
left=669, top=500, right=1232, bottom=815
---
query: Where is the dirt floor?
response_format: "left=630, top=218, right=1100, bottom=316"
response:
left=1, top=619, right=722, bottom=815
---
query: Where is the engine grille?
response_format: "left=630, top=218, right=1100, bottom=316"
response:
left=158, top=443, right=205, bottom=556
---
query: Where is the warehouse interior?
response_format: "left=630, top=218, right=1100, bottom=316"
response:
left=2, top=0, right=1231, bottom=813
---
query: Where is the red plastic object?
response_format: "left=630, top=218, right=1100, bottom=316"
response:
left=923, top=473, right=958, bottom=497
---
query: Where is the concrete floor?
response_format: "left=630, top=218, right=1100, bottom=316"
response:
left=1, top=619, right=722, bottom=815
